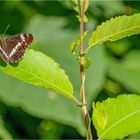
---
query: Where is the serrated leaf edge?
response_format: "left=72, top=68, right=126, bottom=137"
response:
left=89, top=13, right=140, bottom=47
left=98, top=94, right=140, bottom=138
left=0, top=49, right=74, bottom=99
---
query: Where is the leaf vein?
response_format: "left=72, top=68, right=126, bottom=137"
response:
left=17, top=67, right=73, bottom=98
left=90, top=25, right=140, bottom=46
left=100, top=108, right=140, bottom=138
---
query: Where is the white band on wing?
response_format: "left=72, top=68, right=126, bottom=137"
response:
left=0, top=46, right=9, bottom=58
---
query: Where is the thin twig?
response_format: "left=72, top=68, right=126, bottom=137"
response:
left=79, top=0, right=93, bottom=139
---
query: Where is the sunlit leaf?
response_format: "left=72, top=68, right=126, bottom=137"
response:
left=76, top=15, right=88, bottom=23
left=0, top=49, right=73, bottom=99
left=89, top=14, right=140, bottom=47
left=92, top=102, right=107, bottom=130
left=92, top=94, right=140, bottom=139
left=0, top=17, right=87, bottom=136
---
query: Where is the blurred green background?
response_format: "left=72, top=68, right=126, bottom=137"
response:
left=0, top=0, right=140, bottom=139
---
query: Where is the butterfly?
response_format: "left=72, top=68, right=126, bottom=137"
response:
left=0, top=33, right=33, bottom=64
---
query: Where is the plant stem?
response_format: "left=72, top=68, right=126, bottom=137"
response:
left=79, top=0, right=93, bottom=139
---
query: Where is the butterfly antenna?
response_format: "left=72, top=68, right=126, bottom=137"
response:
left=2, top=24, right=10, bottom=39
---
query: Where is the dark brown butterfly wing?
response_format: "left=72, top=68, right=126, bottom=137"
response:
left=6, top=33, right=33, bottom=63
left=0, top=33, right=33, bottom=63
left=0, top=39, right=9, bottom=63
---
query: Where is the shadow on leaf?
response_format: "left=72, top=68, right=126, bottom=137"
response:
left=0, top=58, right=6, bottom=67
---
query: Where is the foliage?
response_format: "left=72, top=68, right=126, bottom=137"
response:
left=89, top=14, right=140, bottom=47
left=0, top=0, right=140, bottom=139
left=0, top=49, right=73, bottom=99
left=92, top=94, right=140, bottom=139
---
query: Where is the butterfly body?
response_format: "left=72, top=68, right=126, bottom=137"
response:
left=0, top=33, right=33, bottom=63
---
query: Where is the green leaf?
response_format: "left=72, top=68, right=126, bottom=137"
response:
left=76, top=15, right=88, bottom=23
left=0, top=16, right=105, bottom=136
left=71, top=0, right=80, bottom=13
left=89, top=13, right=140, bottom=47
left=92, top=102, right=107, bottom=130
left=84, top=57, right=92, bottom=68
left=70, top=31, right=87, bottom=57
left=71, top=0, right=89, bottom=23
left=92, top=94, right=140, bottom=139
left=71, top=0, right=89, bottom=13
left=25, top=16, right=87, bottom=135
left=0, top=49, right=73, bottom=99
left=0, top=71, right=86, bottom=136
